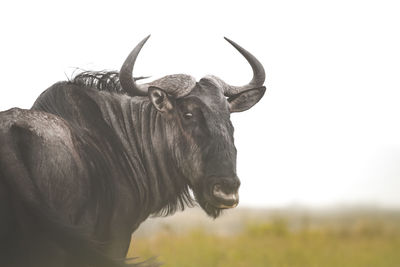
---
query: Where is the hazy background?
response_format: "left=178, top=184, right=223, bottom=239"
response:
left=2, top=1, right=400, bottom=266
left=1, top=0, right=399, bottom=209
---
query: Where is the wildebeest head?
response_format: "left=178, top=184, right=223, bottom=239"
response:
left=119, top=36, right=266, bottom=218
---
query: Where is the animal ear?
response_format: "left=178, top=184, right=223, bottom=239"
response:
left=227, top=86, right=266, bottom=113
left=148, top=86, right=174, bottom=112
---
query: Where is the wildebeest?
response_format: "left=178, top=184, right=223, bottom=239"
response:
left=0, top=36, right=266, bottom=267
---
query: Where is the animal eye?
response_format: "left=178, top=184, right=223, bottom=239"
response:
left=183, top=112, right=193, bottom=119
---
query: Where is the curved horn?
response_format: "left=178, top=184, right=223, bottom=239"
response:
left=119, top=35, right=151, bottom=96
left=211, top=37, right=266, bottom=97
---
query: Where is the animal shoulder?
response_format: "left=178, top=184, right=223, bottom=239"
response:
left=0, top=108, right=74, bottom=146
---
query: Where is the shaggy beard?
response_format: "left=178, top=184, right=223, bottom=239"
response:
left=195, top=194, right=223, bottom=219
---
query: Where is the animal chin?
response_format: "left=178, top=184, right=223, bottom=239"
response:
left=195, top=195, right=238, bottom=219
left=192, top=191, right=220, bottom=218
left=193, top=186, right=239, bottom=218
left=198, top=199, right=223, bottom=219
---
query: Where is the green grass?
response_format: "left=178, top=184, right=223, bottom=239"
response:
left=128, top=216, right=400, bottom=267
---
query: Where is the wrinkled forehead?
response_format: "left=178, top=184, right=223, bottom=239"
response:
left=187, top=78, right=228, bottom=109
left=151, top=74, right=229, bottom=114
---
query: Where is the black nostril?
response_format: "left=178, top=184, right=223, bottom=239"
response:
left=233, top=177, right=241, bottom=189
left=219, top=177, right=240, bottom=193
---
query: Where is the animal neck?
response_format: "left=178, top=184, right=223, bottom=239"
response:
left=98, top=94, right=192, bottom=222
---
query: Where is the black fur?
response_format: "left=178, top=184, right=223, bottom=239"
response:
left=0, top=64, right=262, bottom=266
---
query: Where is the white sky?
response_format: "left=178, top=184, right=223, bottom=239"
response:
left=1, top=0, right=399, bottom=208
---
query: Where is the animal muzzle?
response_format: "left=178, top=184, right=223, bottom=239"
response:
left=212, top=184, right=239, bottom=208
left=209, top=177, right=240, bottom=209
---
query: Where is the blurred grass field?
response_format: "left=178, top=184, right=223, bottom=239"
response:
left=128, top=207, right=400, bottom=267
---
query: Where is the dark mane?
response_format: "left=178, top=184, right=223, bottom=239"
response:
left=71, top=71, right=125, bottom=94
left=71, top=70, right=149, bottom=95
